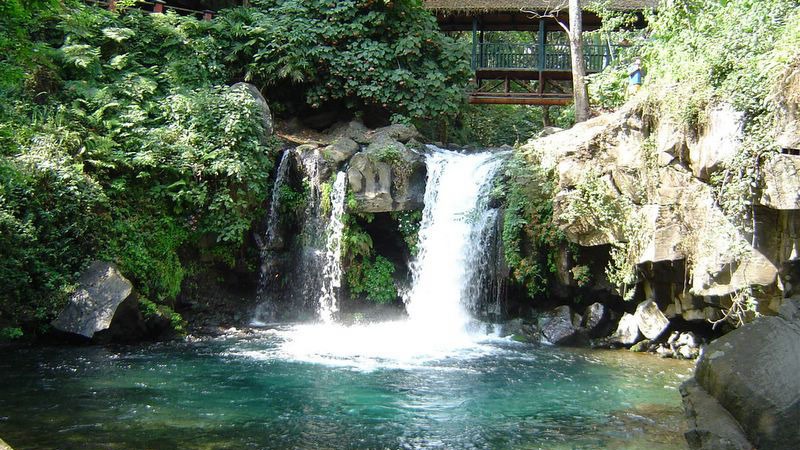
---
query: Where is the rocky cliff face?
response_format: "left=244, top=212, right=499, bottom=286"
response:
left=518, top=99, right=800, bottom=324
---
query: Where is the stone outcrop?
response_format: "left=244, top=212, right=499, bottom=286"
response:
left=761, top=154, right=800, bottom=210
left=519, top=97, right=795, bottom=317
left=346, top=125, right=426, bottom=212
left=683, top=301, right=800, bottom=449
left=52, top=261, right=134, bottom=339
left=681, top=379, right=753, bottom=450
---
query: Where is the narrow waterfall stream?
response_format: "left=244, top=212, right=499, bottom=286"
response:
left=318, top=171, right=347, bottom=322
left=252, top=148, right=293, bottom=324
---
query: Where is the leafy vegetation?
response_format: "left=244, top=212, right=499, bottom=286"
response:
left=0, top=3, right=276, bottom=334
left=215, top=0, right=471, bottom=122
left=494, top=155, right=565, bottom=297
left=341, top=212, right=399, bottom=304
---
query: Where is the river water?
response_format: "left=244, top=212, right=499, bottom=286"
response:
left=0, top=332, right=691, bottom=449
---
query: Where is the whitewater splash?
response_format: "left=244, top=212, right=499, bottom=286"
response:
left=273, top=148, right=508, bottom=368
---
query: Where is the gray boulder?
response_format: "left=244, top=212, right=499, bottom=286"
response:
left=634, top=300, right=670, bottom=340
left=231, top=82, right=273, bottom=137
left=322, top=137, right=359, bottom=166
left=681, top=379, right=753, bottom=450
left=365, top=123, right=421, bottom=144
left=690, top=315, right=800, bottom=449
left=581, top=302, right=609, bottom=337
left=346, top=137, right=425, bottom=212
left=52, top=261, right=134, bottom=339
left=611, top=312, right=641, bottom=345
left=539, top=305, right=579, bottom=345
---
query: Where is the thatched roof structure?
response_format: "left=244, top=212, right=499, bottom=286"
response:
left=423, top=0, right=658, bottom=13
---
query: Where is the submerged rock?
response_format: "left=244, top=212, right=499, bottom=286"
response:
left=51, top=261, right=134, bottom=339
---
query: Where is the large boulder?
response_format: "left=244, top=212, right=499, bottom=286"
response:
left=581, top=302, right=610, bottom=338
left=322, top=137, right=360, bottom=166
left=231, top=82, right=273, bottom=137
left=346, top=137, right=425, bottom=212
left=611, top=312, right=641, bottom=345
left=688, top=310, right=800, bottom=449
left=681, top=379, right=753, bottom=450
left=538, top=305, right=579, bottom=345
left=52, top=261, right=134, bottom=339
left=634, top=300, right=670, bottom=340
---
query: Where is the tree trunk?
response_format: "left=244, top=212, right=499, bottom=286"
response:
left=569, top=0, right=590, bottom=123
left=542, top=105, right=553, bottom=127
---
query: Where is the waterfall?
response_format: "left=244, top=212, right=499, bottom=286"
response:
left=405, top=148, right=506, bottom=333
left=252, top=148, right=293, bottom=325
left=276, top=147, right=508, bottom=366
left=318, top=171, right=347, bottom=323
left=263, top=149, right=292, bottom=249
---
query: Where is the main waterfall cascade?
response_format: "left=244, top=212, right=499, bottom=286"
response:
left=270, top=147, right=509, bottom=367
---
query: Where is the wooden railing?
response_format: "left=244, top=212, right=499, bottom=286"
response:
left=83, top=0, right=215, bottom=20
left=476, top=43, right=613, bottom=73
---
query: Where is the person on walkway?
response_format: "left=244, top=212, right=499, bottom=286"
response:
left=628, top=58, right=643, bottom=96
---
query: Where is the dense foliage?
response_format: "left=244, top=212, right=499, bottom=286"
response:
left=215, top=0, right=471, bottom=122
left=1, top=4, right=274, bottom=336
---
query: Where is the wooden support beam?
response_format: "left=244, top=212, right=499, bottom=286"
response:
left=471, top=17, right=478, bottom=70
left=469, top=95, right=571, bottom=106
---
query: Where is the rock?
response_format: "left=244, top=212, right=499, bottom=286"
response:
left=581, top=302, right=609, bottom=337
left=499, top=318, right=524, bottom=337
left=52, top=261, right=134, bottom=339
left=693, top=315, right=800, bottom=449
left=634, top=300, right=670, bottom=340
left=778, top=296, right=800, bottom=320
left=539, top=306, right=579, bottom=345
left=681, top=379, right=754, bottom=450
left=677, top=345, right=699, bottom=359
left=365, top=123, right=421, bottom=144
left=761, top=154, right=800, bottom=210
left=687, top=103, right=745, bottom=180
left=675, top=331, right=699, bottom=349
left=630, top=339, right=652, bottom=352
left=0, top=438, right=12, bottom=450
left=322, top=137, right=359, bottom=165
left=231, top=82, right=273, bottom=136
left=611, top=312, right=641, bottom=345
left=346, top=137, right=425, bottom=212
left=682, top=309, right=706, bottom=321
left=655, top=344, right=674, bottom=358
left=326, top=120, right=369, bottom=144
